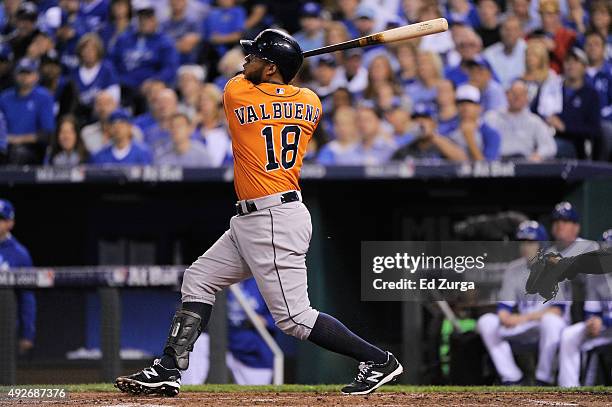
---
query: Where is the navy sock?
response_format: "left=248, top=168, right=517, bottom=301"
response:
left=160, top=302, right=212, bottom=370
left=307, top=312, right=388, bottom=364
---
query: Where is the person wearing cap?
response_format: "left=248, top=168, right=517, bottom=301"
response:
left=546, top=47, right=602, bottom=159
left=447, top=83, right=501, bottom=160
left=483, top=15, right=527, bottom=89
left=40, top=50, right=79, bottom=119
left=444, top=26, right=484, bottom=87
left=584, top=31, right=612, bottom=161
left=202, top=0, right=246, bottom=59
left=111, top=0, right=179, bottom=99
left=484, top=79, right=556, bottom=161
left=0, top=58, right=55, bottom=164
left=391, top=103, right=467, bottom=161
left=548, top=202, right=599, bottom=264
left=537, top=0, right=577, bottom=74
left=311, top=55, right=347, bottom=110
left=293, top=2, right=325, bottom=53
left=90, top=109, right=152, bottom=164
left=478, top=220, right=570, bottom=386
left=160, top=0, right=202, bottom=65
left=337, top=48, right=368, bottom=96
left=0, top=199, right=36, bottom=355
left=464, top=56, right=507, bottom=112
left=7, top=2, right=41, bottom=61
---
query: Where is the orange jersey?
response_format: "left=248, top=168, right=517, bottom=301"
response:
left=223, top=74, right=322, bottom=200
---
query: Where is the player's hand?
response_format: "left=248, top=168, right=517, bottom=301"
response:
left=18, top=338, right=34, bottom=354
left=585, top=316, right=603, bottom=337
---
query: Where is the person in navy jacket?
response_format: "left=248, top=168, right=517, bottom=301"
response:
left=90, top=109, right=152, bottom=165
left=0, top=58, right=55, bottom=164
left=0, top=199, right=36, bottom=355
left=111, top=0, right=179, bottom=104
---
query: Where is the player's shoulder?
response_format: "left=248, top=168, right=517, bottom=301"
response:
left=296, top=85, right=322, bottom=106
left=224, top=74, right=252, bottom=94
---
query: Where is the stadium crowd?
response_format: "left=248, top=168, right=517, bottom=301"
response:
left=0, top=0, right=609, bottom=166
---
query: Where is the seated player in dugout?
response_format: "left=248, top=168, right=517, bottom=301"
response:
left=116, top=29, right=403, bottom=397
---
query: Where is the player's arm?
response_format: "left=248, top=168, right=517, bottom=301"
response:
left=497, top=303, right=523, bottom=327
left=522, top=305, right=563, bottom=322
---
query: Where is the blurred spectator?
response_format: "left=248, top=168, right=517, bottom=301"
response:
left=445, top=26, right=483, bottom=86
left=161, top=0, right=202, bottom=65
left=395, top=43, right=418, bottom=88
left=81, top=90, right=118, bottom=154
left=0, top=109, right=7, bottom=163
left=214, top=47, right=244, bottom=90
left=547, top=48, right=601, bottom=159
left=44, top=114, right=89, bottom=165
left=154, top=113, right=210, bottom=167
left=73, top=33, right=120, bottom=123
left=337, top=49, right=368, bottom=96
left=445, top=0, right=479, bottom=27
left=584, top=31, right=612, bottom=160
left=242, top=0, right=270, bottom=40
left=0, top=199, right=36, bottom=356
left=111, top=2, right=179, bottom=104
left=25, top=30, right=55, bottom=61
left=392, top=104, right=467, bottom=162
left=293, top=2, right=325, bottom=52
left=8, top=2, right=41, bottom=61
left=192, top=84, right=231, bottom=167
left=311, top=55, right=346, bottom=111
left=203, top=0, right=246, bottom=61
left=399, top=0, right=423, bottom=25
left=98, top=0, right=132, bottom=51
left=417, top=3, right=454, bottom=56
left=363, top=54, right=399, bottom=101
left=406, top=50, right=443, bottom=110
left=323, top=21, right=350, bottom=66
left=475, top=0, right=501, bottom=48
left=0, top=44, right=14, bottom=91
left=507, top=0, right=539, bottom=34
left=484, top=15, right=527, bottom=88
left=0, top=58, right=55, bottom=164
left=333, top=0, right=359, bottom=38
left=40, top=50, right=79, bottom=118
left=447, top=84, right=501, bottom=161
left=132, top=80, right=166, bottom=133
left=384, top=101, right=417, bottom=147
left=79, top=0, right=110, bottom=33
left=355, top=104, right=396, bottom=165
left=0, top=0, right=22, bottom=36
left=141, top=88, right=179, bottom=152
left=177, top=65, right=205, bottom=121
left=536, top=0, right=576, bottom=74
left=317, top=105, right=361, bottom=165
left=464, top=57, right=507, bottom=112
left=566, top=0, right=587, bottom=35
left=586, top=1, right=611, bottom=61
left=90, top=109, right=152, bottom=165
left=484, top=80, right=557, bottom=161
left=522, top=39, right=563, bottom=118
left=55, top=0, right=86, bottom=71
left=435, top=79, right=460, bottom=136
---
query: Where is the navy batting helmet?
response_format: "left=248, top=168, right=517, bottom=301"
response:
left=240, top=29, right=303, bottom=84
left=516, top=220, right=549, bottom=241
left=551, top=201, right=579, bottom=223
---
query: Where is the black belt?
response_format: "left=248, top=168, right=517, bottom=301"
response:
left=235, top=191, right=300, bottom=216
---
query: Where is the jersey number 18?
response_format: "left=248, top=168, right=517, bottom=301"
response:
left=261, top=125, right=301, bottom=171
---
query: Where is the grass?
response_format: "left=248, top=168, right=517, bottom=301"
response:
left=2, top=384, right=610, bottom=393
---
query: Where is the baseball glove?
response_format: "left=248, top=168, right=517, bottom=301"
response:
left=526, top=250, right=564, bottom=301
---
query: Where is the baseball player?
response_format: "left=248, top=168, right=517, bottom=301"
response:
left=0, top=199, right=36, bottom=354
left=116, top=29, right=402, bottom=397
left=557, top=230, right=612, bottom=387
left=478, top=221, right=570, bottom=385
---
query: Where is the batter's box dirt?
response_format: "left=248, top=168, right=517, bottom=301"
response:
left=3, top=391, right=611, bottom=407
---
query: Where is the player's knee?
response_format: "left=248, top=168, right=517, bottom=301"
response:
left=477, top=313, right=499, bottom=334
left=274, top=308, right=319, bottom=340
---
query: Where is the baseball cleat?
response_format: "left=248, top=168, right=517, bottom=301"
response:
left=115, top=358, right=181, bottom=397
left=341, top=351, right=403, bottom=395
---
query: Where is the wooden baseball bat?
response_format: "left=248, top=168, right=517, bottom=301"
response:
left=302, top=18, right=448, bottom=58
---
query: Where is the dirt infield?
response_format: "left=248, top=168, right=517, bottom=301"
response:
left=2, top=391, right=611, bottom=407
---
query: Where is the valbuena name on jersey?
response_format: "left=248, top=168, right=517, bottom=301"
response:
left=233, top=102, right=321, bottom=126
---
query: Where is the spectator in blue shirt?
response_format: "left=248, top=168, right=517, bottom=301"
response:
left=72, top=33, right=120, bottom=123
left=98, top=0, right=132, bottom=52
left=0, top=199, right=36, bottom=355
left=445, top=26, right=483, bottom=87
left=161, top=0, right=202, bottom=65
left=317, top=106, right=362, bottom=165
left=464, top=57, right=508, bottom=112
left=0, top=58, right=55, bottom=164
left=448, top=84, right=501, bottom=160
left=293, top=2, right=325, bottom=52
left=55, top=0, right=87, bottom=71
left=445, top=0, right=480, bottom=27
left=79, top=0, right=110, bottom=33
left=435, top=79, right=461, bottom=136
left=111, top=1, right=179, bottom=103
left=584, top=31, right=612, bottom=160
left=203, top=0, right=246, bottom=58
left=405, top=50, right=444, bottom=111
left=90, top=109, right=152, bottom=165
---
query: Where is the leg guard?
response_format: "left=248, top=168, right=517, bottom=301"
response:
left=163, top=309, right=202, bottom=370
